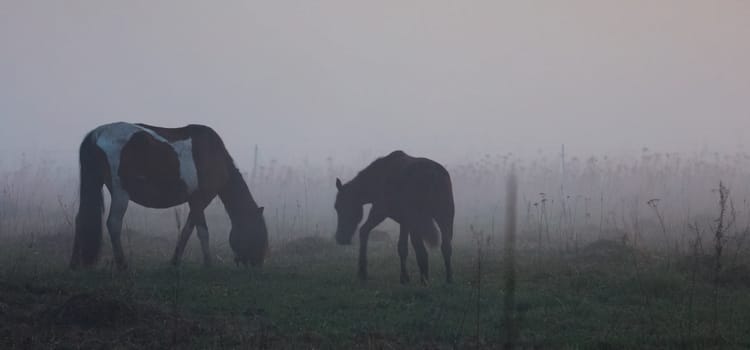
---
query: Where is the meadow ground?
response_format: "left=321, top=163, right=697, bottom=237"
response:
left=1, top=229, right=749, bottom=349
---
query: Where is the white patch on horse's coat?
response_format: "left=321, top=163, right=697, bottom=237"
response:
left=92, top=122, right=134, bottom=192
left=91, top=122, right=199, bottom=194
left=172, top=138, right=199, bottom=193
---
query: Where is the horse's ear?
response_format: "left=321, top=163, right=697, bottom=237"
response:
left=258, top=206, right=264, bottom=215
left=335, top=178, right=343, bottom=191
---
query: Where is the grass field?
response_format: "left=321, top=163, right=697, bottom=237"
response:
left=2, top=151, right=750, bottom=348
left=1, top=227, right=749, bottom=349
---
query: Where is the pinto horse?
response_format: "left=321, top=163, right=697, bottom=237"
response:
left=70, top=122, right=268, bottom=270
left=334, top=150, right=455, bottom=284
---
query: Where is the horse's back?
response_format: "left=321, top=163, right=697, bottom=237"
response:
left=135, top=123, right=222, bottom=143
left=386, top=152, right=451, bottom=189
left=382, top=152, right=454, bottom=218
left=88, top=122, right=227, bottom=157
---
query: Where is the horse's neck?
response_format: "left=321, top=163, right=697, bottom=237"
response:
left=219, top=169, right=258, bottom=223
left=350, top=170, right=384, bottom=204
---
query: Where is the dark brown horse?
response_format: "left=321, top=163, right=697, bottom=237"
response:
left=334, top=150, right=455, bottom=284
left=70, top=122, right=268, bottom=270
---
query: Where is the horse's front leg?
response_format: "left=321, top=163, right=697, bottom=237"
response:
left=358, top=206, right=386, bottom=281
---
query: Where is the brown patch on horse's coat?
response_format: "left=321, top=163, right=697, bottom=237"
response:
left=119, top=131, right=188, bottom=208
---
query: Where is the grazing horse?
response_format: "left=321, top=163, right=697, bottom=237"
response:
left=334, top=150, right=455, bottom=284
left=70, top=122, right=268, bottom=270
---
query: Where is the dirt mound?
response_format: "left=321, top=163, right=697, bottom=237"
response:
left=0, top=282, right=204, bottom=349
left=579, top=239, right=638, bottom=264
left=275, top=235, right=339, bottom=257
left=369, top=229, right=392, bottom=243
left=49, top=293, right=138, bottom=328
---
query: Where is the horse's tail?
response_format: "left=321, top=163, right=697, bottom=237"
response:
left=435, top=173, right=455, bottom=245
left=421, top=220, right=441, bottom=247
left=71, top=133, right=104, bottom=269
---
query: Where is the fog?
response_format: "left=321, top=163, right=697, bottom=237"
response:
left=1, top=1, right=749, bottom=163
left=1, top=1, right=749, bottom=247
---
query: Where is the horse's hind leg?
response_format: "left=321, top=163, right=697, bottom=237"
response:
left=170, top=212, right=195, bottom=266
left=409, top=226, right=429, bottom=284
left=107, top=191, right=130, bottom=270
left=436, top=216, right=454, bottom=283
left=193, top=211, right=212, bottom=267
left=398, top=225, right=410, bottom=284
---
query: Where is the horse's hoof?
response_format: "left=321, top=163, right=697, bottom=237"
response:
left=400, top=275, right=410, bottom=284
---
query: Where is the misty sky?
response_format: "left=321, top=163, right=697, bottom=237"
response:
left=1, top=1, right=748, bottom=164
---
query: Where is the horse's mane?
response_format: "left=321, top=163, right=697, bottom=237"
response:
left=209, top=126, right=257, bottom=212
left=354, top=150, right=407, bottom=181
